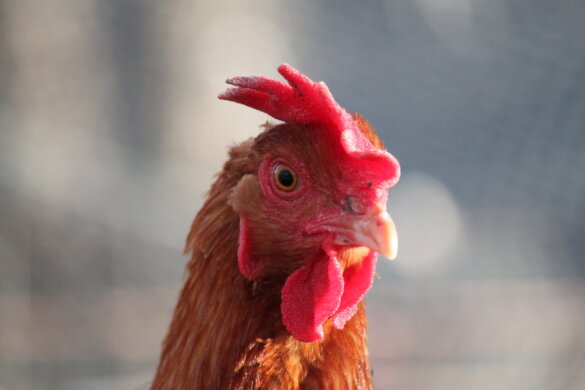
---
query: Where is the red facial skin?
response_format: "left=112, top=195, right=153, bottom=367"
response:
left=236, top=141, right=395, bottom=342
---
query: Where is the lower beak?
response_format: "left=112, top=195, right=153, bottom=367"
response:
left=310, top=204, right=398, bottom=260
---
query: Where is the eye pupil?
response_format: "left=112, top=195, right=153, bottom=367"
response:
left=278, top=169, right=294, bottom=187
left=273, top=163, right=298, bottom=192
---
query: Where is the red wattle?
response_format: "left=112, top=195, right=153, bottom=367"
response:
left=280, top=250, right=378, bottom=342
left=281, top=253, right=344, bottom=342
left=332, top=251, right=378, bottom=329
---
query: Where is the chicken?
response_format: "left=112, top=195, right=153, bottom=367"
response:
left=151, top=64, right=400, bottom=389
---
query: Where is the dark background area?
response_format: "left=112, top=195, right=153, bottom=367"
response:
left=1, top=0, right=584, bottom=389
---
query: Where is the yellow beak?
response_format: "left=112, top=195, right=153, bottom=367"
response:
left=311, top=202, right=398, bottom=260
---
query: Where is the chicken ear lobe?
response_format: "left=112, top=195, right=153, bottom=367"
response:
left=237, top=216, right=260, bottom=280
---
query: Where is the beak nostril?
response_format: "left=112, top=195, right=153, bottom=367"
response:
left=342, top=196, right=366, bottom=215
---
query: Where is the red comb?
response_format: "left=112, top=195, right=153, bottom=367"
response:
left=220, top=64, right=400, bottom=188
left=219, top=64, right=349, bottom=129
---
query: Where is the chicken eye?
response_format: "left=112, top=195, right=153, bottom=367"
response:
left=273, top=163, right=298, bottom=192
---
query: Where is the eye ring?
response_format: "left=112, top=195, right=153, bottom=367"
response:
left=273, top=163, right=298, bottom=192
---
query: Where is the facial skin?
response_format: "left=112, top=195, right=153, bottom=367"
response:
left=229, top=122, right=398, bottom=341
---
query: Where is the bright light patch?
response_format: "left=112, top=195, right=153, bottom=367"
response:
left=413, top=0, right=476, bottom=55
left=389, top=173, right=462, bottom=277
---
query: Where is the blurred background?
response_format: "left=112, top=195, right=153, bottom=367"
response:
left=1, top=0, right=584, bottom=389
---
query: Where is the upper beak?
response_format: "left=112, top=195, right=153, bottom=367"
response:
left=308, top=202, right=398, bottom=260
left=348, top=206, right=398, bottom=259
